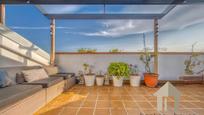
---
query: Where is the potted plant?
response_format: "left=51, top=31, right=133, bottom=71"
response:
left=180, top=43, right=204, bottom=83
left=108, top=62, right=130, bottom=87
left=83, top=63, right=95, bottom=86
left=184, top=43, right=201, bottom=75
left=139, top=34, right=159, bottom=88
left=140, top=49, right=158, bottom=87
left=96, top=71, right=105, bottom=86
left=129, top=64, right=141, bottom=87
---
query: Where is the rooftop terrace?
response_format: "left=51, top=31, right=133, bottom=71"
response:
left=0, top=0, right=204, bottom=115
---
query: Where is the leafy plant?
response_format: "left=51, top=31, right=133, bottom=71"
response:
left=108, top=62, right=130, bottom=79
left=109, top=48, right=122, bottom=53
left=96, top=71, right=105, bottom=77
left=184, top=43, right=201, bottom=75
left=78, top=48, right=97, bottom=53
left=129, top=64, right=140, bottom=75
left=83, top=63, right=94, bottom=74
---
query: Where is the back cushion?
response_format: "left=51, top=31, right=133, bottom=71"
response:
left=1, top=66, right=41, bottom=85
left=22, top=69, right=49, bottom=82
left=44, top=66, right=59, bottom=76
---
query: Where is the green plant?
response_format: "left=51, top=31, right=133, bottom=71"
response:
left=184, top=43, right=201, bottom=75
left=78, top=48, right=87, bottom=53
left=83, top=63, right=94, bottom=74
left=83, top=63, right=89, bottom=74
left=140, top=49, right=154, bottom=73
left=78, top=48, right=97, bottom=53
left=108, top=62, right=130, bottom=79
left=140, top=34, right=154, bottom=73
left=109, top=48, right=122, bottom=53
left=129, top=64, right=140, bottom=75
left=96, top=70, right=104, bottom=77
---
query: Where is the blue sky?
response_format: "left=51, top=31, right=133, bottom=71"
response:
left=6, top=5, right=204, bottom=52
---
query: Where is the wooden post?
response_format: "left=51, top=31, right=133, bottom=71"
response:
left=50, top=18, right=55, bottom=65
left=154, top=18, right=159, bottom=74
left=0, top=4, right=5, bottom=25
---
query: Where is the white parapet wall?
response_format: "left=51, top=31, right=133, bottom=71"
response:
left=56, top=53, right=204, bottom=80
left=0, top=24, right=50, bottom=67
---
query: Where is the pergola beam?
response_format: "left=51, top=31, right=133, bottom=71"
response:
left=0, top=4, right=5, bottom=25
left=154, top=18, right=159, bottom=74
left=50, top=18, right=55, bottom=65
left=45, top=14, right=164, bottom=20
left=1, top=0, right=191, bottom=4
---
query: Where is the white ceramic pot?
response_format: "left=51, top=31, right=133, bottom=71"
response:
left=84, top=74, right=95, bottom=86
left=96, top=76, right=104, bottom=86
left=112, top=76, right=123, bottom=87
left=130, top=75, right=141, bottom=87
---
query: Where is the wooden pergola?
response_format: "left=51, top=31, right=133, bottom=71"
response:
left=2, top=0, right=199, bottom=74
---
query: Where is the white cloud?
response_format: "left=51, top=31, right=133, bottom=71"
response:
left=83, top=20, right=153, bottom=37
left=82, top=5, right=204, bottom=37
left=10, top=26, right=72, bottom=30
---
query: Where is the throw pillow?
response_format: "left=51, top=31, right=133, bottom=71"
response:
left=0, top=70, right=12, bottom=88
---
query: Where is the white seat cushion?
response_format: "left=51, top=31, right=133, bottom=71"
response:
left=22, top=69, right=49, bottom=82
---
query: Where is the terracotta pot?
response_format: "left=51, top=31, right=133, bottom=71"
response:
left=144, top=73, right=158, bottom=87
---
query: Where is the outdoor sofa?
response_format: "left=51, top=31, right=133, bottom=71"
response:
left=0, top=66, right=76, bottom=115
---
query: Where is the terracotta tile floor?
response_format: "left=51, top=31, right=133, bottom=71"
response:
left=35, top=84, right=204, bottom=115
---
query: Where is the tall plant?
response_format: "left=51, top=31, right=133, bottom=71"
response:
left=83, top=63, right=94, bottom=74
left=140, top=50, right=154, bottom=73
left=140, top=34, right=154, bottom=73
left=184, top=43, right=201, bottom=75
left=129, top=64, right=139, bottom=75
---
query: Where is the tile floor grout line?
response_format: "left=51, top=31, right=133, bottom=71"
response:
left=137, top=88, right=154, bottom=114
left=185, top=101, right=201, bottom=114
left=108, top=86, right=112, bottom=115
left=145, top=90, right=164, bottom=114
left=124, top=87, right=130, bottom=115
left=121, top=97, right=128, bottom=115
left=58, top=106, right=65, bottom=115
left=76, top=86, right=86, bottom=115
left=127, top=86, right=143, bottom=115
left=93, top=89, right=99, bottom=115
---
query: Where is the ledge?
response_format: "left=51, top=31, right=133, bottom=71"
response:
left=56, top=52, right=204, bottom=55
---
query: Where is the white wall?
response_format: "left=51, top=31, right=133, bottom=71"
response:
left=0, top=24, right=50, bottom=67
left=56, top=53, right=204, bottom=80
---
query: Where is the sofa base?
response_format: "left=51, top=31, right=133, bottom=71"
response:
left=0, top=89, right=46, bottom=115
left=46, top=80, right=65, bottom=103
left=64, top=77, right=76, bottom=91
left=0, top=80, right=74, bottom=115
